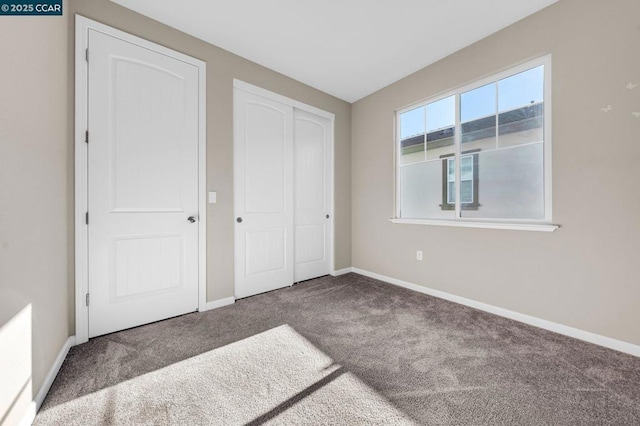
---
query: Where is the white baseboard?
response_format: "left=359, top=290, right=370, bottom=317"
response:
left=331, top=267, right=353, bottom=276
left=35, top=335, right=75, bottom=408
left=351, top=268, right=640, bottom=358
left=20, top=335, right=76, bottom=426
left=18, top=403, right=36, bottom=426
left=200, top=297, right=236, bottom=312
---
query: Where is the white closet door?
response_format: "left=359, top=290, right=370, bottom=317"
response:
left=294, top=110, right=333, bottom=282
left=87, top=30, right=200, bottom=337
left=234, top=89, right=294, bottom=298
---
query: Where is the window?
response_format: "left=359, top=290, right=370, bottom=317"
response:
left=395, top=56, right=552, bottom=228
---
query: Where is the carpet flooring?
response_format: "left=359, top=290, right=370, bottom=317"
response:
left=32, top=325, right=414, bottom=425
left=35, top=273, right=640, bottom=425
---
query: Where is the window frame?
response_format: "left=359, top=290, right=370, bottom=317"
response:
left=393, top=54, right=556, bottom=232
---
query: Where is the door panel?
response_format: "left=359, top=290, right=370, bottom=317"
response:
left=110, top=58, right=187, bottom=212
left=244, top=103, right=288, bottom=214
left=113, top=235, right=183, bottom=298
left=88, top=29, right=200, bottom=337
left=245, top=228, right=287, bottom=276
left=234, top=90, right=294, bottom=298
left=295, top=225, right=325, bottom=264
left=294, top=110, right=332, bottom=281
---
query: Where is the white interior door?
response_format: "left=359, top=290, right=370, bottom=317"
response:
left=234, top=89, right=294, bottom=299
left=294, top=110, right=333, bottom=282
left=87, top=29, right=200, bottom=337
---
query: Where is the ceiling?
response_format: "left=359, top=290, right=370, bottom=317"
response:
left=111, top=0, right=558, bottom=103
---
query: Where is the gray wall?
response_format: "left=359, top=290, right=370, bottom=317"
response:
left=0, top=11, right=71, bottom=417
left=0, top=0, right=352, bottom=408
left=352, top=0, right=640, bottom=346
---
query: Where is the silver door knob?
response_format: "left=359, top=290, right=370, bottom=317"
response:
left=187, top=216, right=196, bottom=223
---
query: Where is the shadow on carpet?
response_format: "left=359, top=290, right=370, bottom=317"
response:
left=34, top=325, right=415, bottom=425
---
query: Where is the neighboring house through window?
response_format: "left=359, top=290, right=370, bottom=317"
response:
left=440, top=151, right=479, bottom=211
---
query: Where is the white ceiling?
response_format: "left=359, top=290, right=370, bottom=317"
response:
left=111, top=0, right=558, bottom=103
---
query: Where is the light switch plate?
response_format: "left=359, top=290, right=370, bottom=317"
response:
left=208, top=192, right=217, bottom=203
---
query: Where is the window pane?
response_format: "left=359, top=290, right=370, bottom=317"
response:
left=498, top=66, right=544, bottom=148
left=461, top=83, right=496, bottom=152
left=400, top=161, right=456, bottom=219
left=427, top=96, right=455, bottom=132
left=426, top=96, right=455, bottom=160
left=448, top=156, right=474, bottom=205
left=460, top=180, right=473, bottom=204
left=447, top=182, right=455, bottom=203
left=399, top=106, right=425, bottom=165
left=447, top=159, right=455, bottom=203
left=498, top=66, right=543, bottom=112
left=461, top=83, right=496, bottom=122
left=400, top=106, right=425, bottom=139
left=447, top=158, right=455, bottom=182
left=461, top=143, right=544, bottom=220
left=460, top=155, right=473, bottom=180
left=498, top=103, right=544, bottom=148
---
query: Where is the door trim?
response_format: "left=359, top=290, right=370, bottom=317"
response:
left=232, top=80, right=335, bottom=294
left=233, top=79, right=335, bottom=121
left=74, top=15, right=207, bottom=344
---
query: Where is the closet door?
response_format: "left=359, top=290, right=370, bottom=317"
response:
left=294, top=110, right=333, bottom=282
left=234, top=89, right=294, bottom=298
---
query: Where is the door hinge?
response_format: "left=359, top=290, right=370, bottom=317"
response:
left=85, top=130, right=89, bottom=143
left=85, top=293, right=90, bottom=306
left=85, top=48, right=89, bottom=62
left=85, top=212, right=89, bottom=225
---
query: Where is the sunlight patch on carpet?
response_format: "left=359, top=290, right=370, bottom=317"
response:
left=36, top=325, right=415, bottom=425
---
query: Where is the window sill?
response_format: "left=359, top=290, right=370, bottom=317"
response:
left=389, top=218, right=559, bottom=232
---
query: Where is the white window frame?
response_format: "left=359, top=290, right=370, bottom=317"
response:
left=391, top=54, right=557, bottom=232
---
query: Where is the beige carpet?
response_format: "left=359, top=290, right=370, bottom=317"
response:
left=35, top=324, right=415, bottom=425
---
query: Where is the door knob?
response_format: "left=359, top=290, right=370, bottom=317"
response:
left=236, top=217, right=243, bottom=223
left=187, top=216, right=196, bottom=223
left=326, top=214, right=330, bottom=219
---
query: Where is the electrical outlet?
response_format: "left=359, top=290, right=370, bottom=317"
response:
left=416, top=250, right=423, bottom=261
